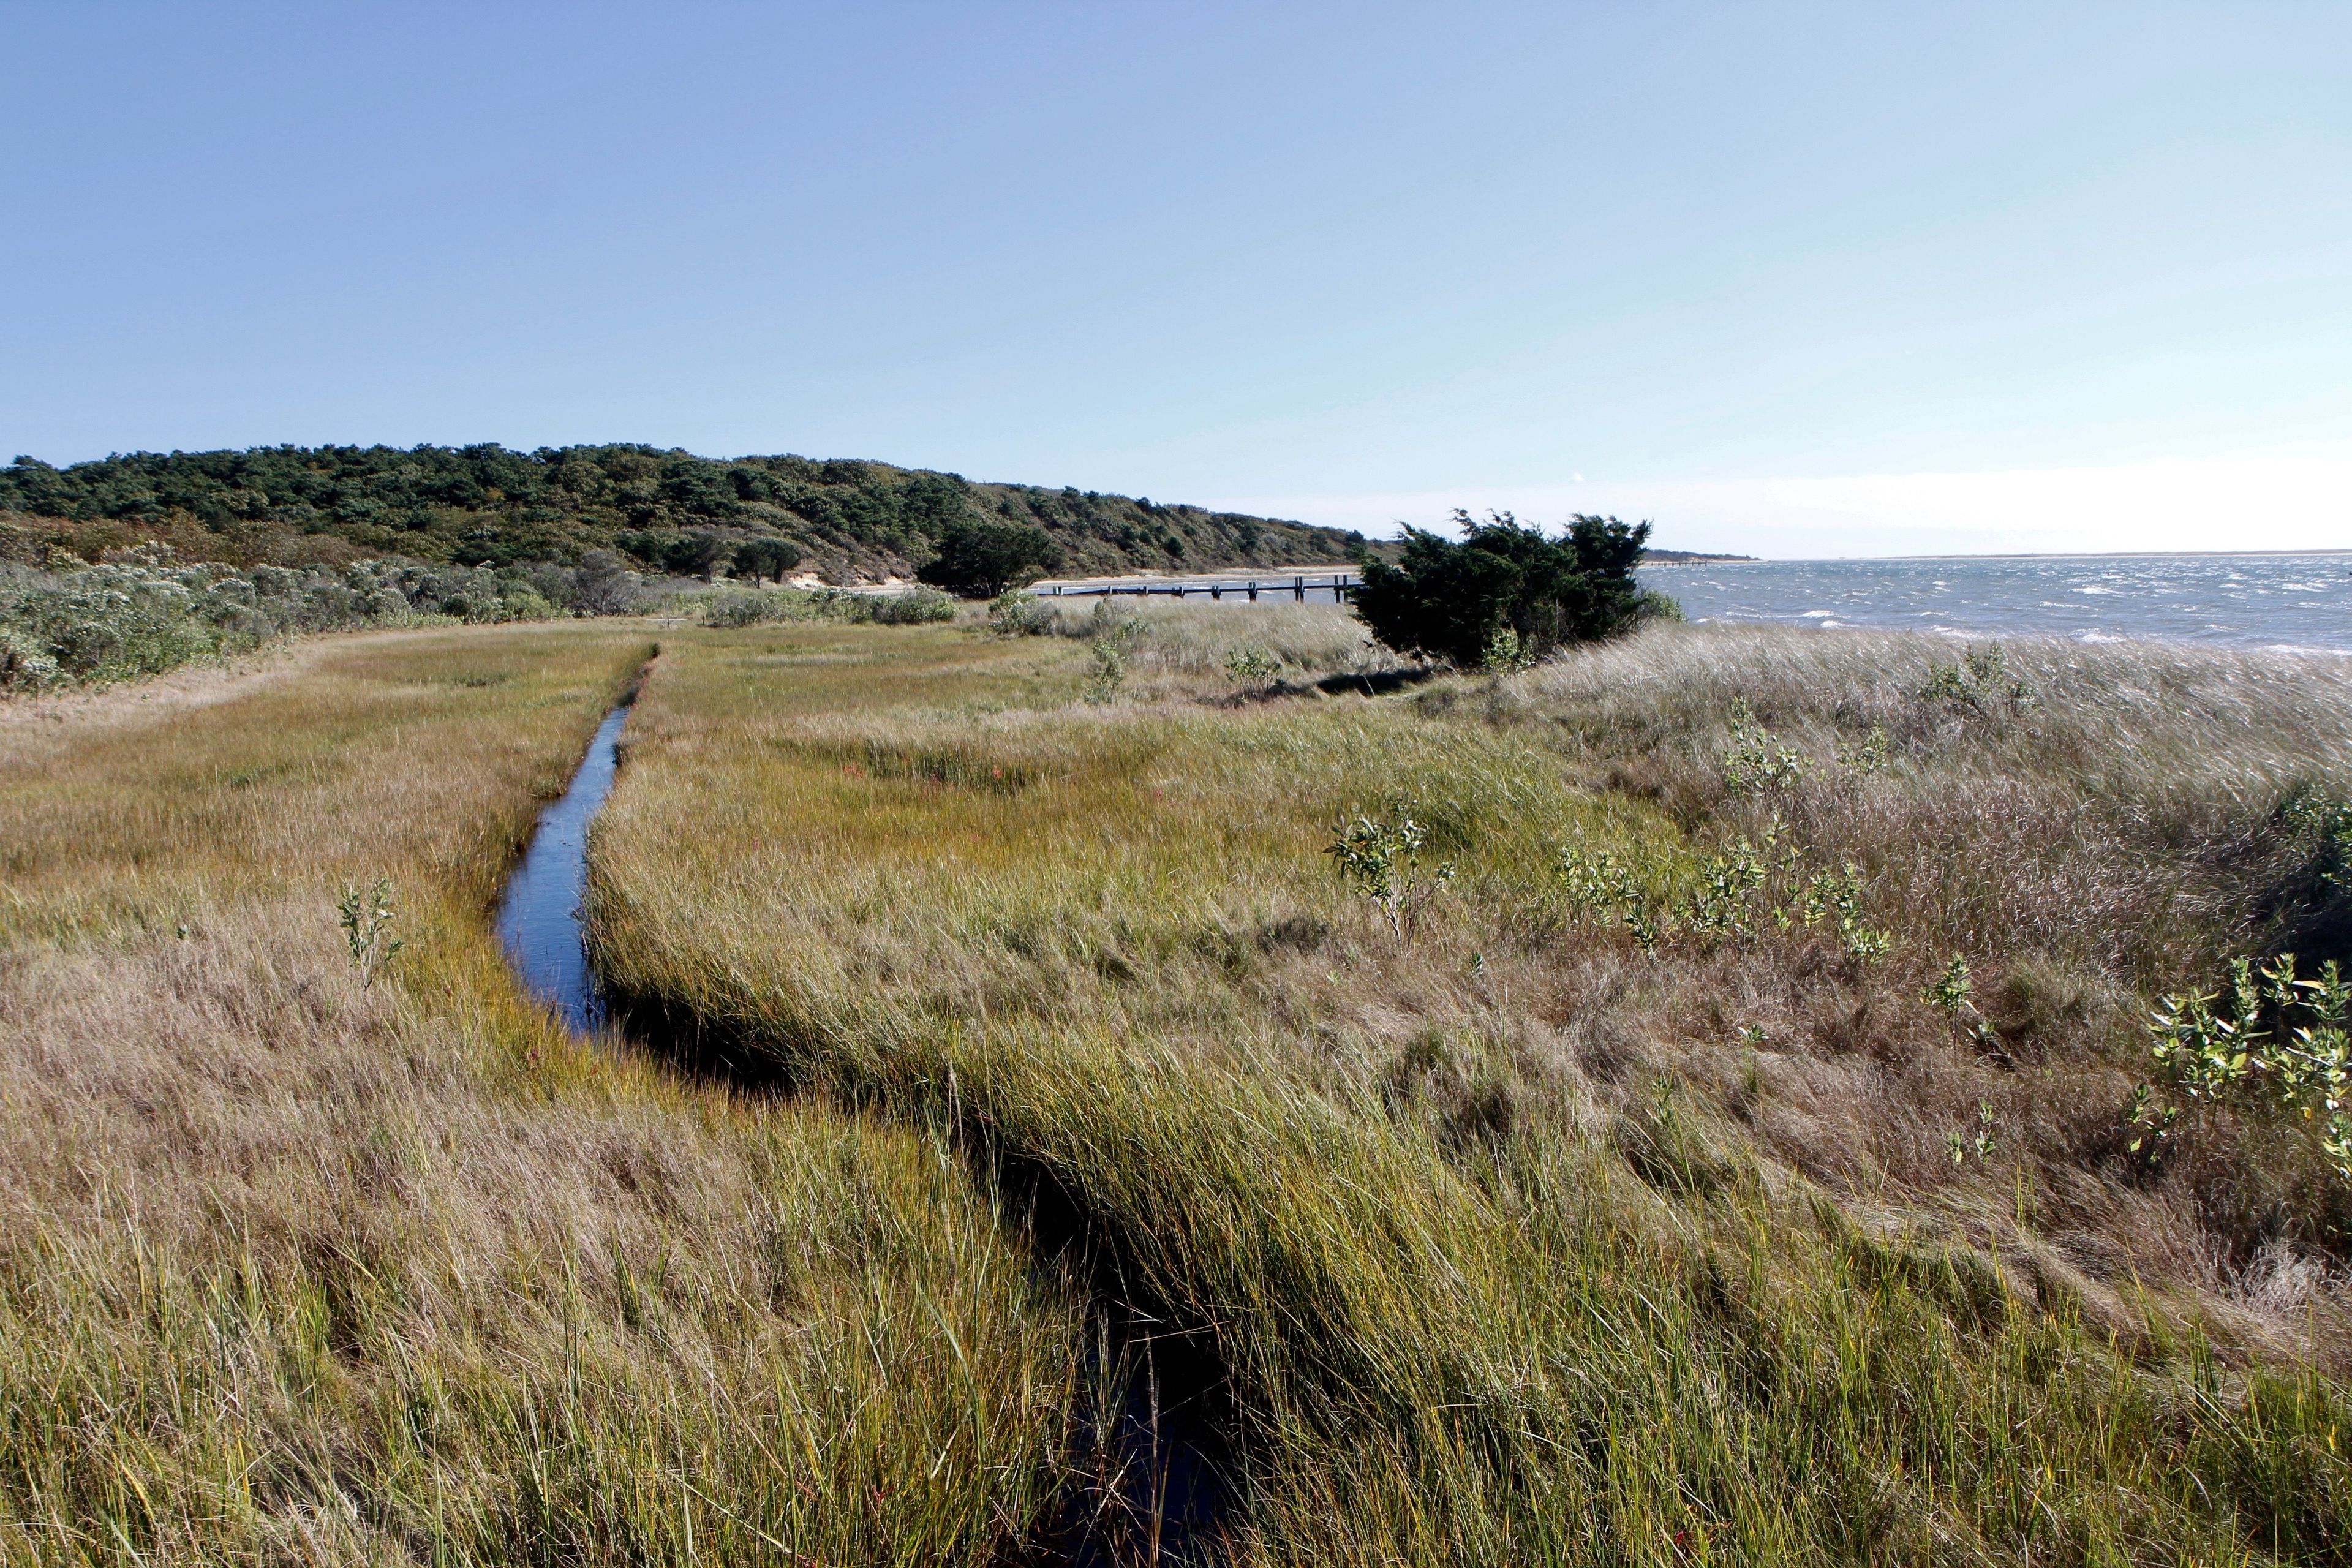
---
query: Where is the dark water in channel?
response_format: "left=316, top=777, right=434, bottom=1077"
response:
left=493, top=699, right=630, bottom=1032
left=489, top=693, right=1226, bottom=1560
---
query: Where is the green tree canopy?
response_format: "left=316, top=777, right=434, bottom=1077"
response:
left=732, top=536, right=801, bottom=584
left=659, top=532, right=732, bottom=581
left=1352, top=511, right=1653, bottom=667
left=915, top=520, right=1063, bottom=598
left=0, top=444, right=1363, bottom=581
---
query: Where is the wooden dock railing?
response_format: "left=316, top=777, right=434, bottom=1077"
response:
left=1041, top=573, right=1359, bottom=602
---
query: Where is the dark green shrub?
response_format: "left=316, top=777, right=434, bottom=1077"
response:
left=1352, top=511, right=1656, bottom=667
left=916, top=521, right=1061, bottom=598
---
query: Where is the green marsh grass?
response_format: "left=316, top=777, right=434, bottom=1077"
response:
left=0, top=624, right=1082, bottom=1564
left=590, top=618, right=2352, bottom=1564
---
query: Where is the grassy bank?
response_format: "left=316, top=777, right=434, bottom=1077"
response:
left=0, top=625, right=1084, bottom=1562
left=589, top=612, right=2352, bottom=1562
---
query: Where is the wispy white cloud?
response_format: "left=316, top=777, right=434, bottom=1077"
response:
left=1205, top=450, right=2352, bottom=559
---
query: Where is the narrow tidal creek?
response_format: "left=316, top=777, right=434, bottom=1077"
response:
left=493, top=697, right=630, bottom=1032
left=491, top=687, right=1227, bottom=1561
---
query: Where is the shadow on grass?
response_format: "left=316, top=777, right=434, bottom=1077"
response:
left=605, top=986, right=1237, bottom=1565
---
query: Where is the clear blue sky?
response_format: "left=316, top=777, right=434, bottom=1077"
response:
left=6, top=2, right=2346, bottom=555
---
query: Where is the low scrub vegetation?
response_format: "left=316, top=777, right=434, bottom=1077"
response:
left=996, top=595, right=1404, bottom=696
left=0, top=549, right=605, bottom=692
left=703, top=583, right=960, bottom=628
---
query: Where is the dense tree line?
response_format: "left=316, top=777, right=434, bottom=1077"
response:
left=0, top=444, right=1362, bottom=582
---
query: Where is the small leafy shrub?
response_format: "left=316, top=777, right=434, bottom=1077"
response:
left=1839, top=723, right=1891, bottom=774
left=1948, top=1102, right=1999, bottom=1165
left=1352, top=510, right=1653, bottom=667
left=1559, top=821, right=1890, bottom=960
left=1328, top=804, right=1455, bottom=938
left=2142, top=954, right=2352, bottom=1177
left=0, top=626, right=58, bottom=692
left=1798, top=862, right=1893, bottom=962
left=2282, top=783, right=2352, bottom=892
left=1084, top=636, right=1136, bottom=703
left=1923, top=955, right=2000, bottom=1048
left=1631, top=588, right=1685, bottom=624
left=1915, top=642, right=2036, bottom=715
left=1223, top=645, right=1281, bottom=683
left=337, top=877, right=405, bottom=987
left=1479, top=625, right=1532, bottom=674
left=1924, top=957, right=1972, bottom=1014
left=987, top=590, right=1054, bottom=636
left=1721, top=699, right=1810, bottom=798
left=1082, top=603, right=1145, bottom=703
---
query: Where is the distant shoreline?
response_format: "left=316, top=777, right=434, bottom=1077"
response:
left=1647, top=548, right=2352, bottom=566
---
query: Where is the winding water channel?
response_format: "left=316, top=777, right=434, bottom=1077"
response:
left=489, top=687, right=1226, bottom=1560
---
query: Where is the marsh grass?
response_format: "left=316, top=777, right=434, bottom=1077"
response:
left=1016, top=599, right=1405, bottom=696
left=590, top=619, right=2352, bottom=1562
left=18, top=608, right=2352, bottom=1564
left=0, top=625, right=1082, bottom=1564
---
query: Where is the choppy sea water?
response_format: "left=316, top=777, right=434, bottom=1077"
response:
left=1640, top=554, right=2352, bottom=653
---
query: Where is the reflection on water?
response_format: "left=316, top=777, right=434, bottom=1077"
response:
left=1644, top=554, right=2352, bottom=652
left=494, top=700, right=630, bottom=1032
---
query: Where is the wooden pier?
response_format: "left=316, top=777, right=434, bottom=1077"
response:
left=1041, top=573, right=1359, bottom=602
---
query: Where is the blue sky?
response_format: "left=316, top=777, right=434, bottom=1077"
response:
left=5, top=1, right=2346, bottom=556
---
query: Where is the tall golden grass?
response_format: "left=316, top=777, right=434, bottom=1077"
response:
left=589, top=617, right=2352, bottom=1562
left=0, top=624, right=1083, bottom=1564
left=13, top=606, right=2352, bottom=1563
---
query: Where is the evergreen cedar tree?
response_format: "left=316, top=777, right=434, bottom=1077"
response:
left=733, top=536, right=801, bottom=584
left=917, top=519, right=1064, bottom=598
left=1353, top=511, right=1652, bottom=667
left=660, top=532, right=732, bottom=581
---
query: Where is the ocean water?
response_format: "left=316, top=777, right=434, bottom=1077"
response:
left=1640, top=554, right=2352, bottom=653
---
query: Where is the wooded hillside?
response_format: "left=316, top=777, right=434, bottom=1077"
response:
left=0, top=444, right=1367, bottom=582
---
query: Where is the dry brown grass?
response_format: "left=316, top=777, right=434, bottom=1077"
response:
left=16, top=609, right=2352, bottom=1564
left=1490, top=627, right=2352, bottom=1322
left=589, top=617, right=2352, bottom=1562
left=1013, top=598, right=1406, bottom=695
left=0, top=625, right=1082, bottom=1564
